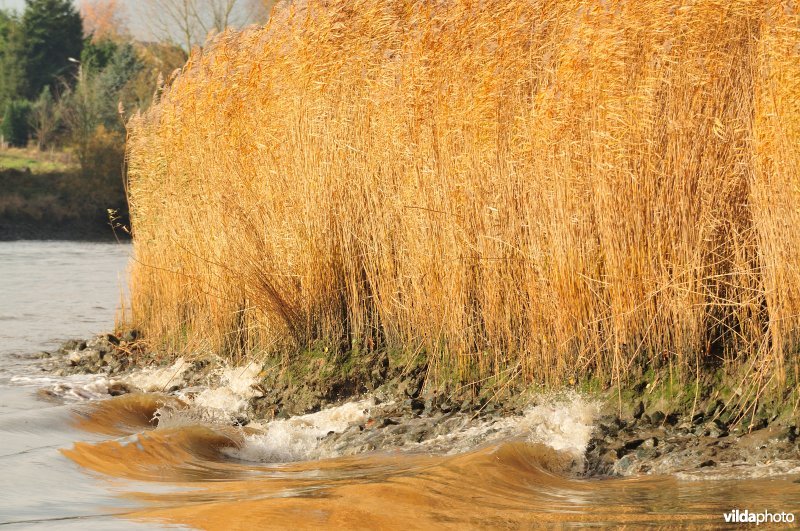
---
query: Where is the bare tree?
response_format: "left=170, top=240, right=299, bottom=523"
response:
left=79, top=0, right=129, bottom=42
left=207, top=0, right=240, bottom=32
left=139, top=0, right=270, bottom=51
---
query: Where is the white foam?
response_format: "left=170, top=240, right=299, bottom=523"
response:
left=126, top=357, right=190, bottom=392
left=228, top=393, right=598, bottom=464
left=221, top=363, right=262, bottom=396
left=519, top=395, right=599, bottom=454
left=418, top=392, right=599, bottom=457
left=11, top=374, right=116, bottom=401
left=225, top=399, right=375, bottom=463
left=190, top=363, right=261, bottom=416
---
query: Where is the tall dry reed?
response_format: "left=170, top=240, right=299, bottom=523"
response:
left=125, top=0, right=800, bottom=397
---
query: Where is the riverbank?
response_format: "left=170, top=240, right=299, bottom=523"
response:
left=0, top=166, right=129, bottom=241
left=0, top=219, right=126, bottom=241
left=38, top=333, right=800, bottom=480
left=5, top=239, right=798, bottom=529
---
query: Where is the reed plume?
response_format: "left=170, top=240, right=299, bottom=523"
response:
left=125, top=0, right=800, bottom=399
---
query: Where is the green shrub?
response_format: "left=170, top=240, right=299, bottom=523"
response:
left=79, top=125, right=127, bottom=221
left=1, top=100, right=31, bottom=147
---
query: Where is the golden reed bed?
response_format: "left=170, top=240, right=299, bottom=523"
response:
left=125, top=0, right=799, bottom=403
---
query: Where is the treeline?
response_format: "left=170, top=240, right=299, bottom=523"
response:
left=0, top=0, right=186, bottom=239
left=0, top=0, right=185, bottom=156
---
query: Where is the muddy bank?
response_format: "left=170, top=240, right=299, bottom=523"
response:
left=585, top=407, right=800, bottom=478
left=38, top=333, right=800, bottom=479
left=0, top=168, right=130, bottom=241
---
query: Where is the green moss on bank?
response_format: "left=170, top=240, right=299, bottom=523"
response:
left=118, top=316, right=798, bottom=424
left=588, top=363, right=800, bottom=431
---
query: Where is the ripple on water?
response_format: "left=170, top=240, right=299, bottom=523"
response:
left=59, top=392, right=800, bottom=529
left=0, top=241, right=135, bottom=528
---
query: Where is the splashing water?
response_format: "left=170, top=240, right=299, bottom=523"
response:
left=190, top=363, right=262, bottom=416
left=126, top=357, right=190, bottom=393
left=225, top=399, right=376, bottom=463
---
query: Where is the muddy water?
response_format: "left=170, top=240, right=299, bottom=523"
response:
left=2, top=241, right=800, bottom=530
left=0, top=241, right=150, bottom=529
left=61, top=394, right=800, bottom=530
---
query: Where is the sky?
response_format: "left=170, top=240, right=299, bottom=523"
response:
left=0, top=1, right=264, bottom=43
left=1, top=0, right=111, bottom=11
left=1, top=0, right=79, bottom=13
left=0, top=0, right=27, bottom=10
left=0, top=1, right=148, bottom=38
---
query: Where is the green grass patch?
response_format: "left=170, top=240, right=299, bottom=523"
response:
left=0, top=148, right=74, bottom=174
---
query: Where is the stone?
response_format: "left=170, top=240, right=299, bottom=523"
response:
left=699, top=459, right=716, bottom=468
left=424, top=396, right=437, bottom=412
left=121, top=329, right=140, bottom=342
left=635, top=446, right=659, bottom=460
left=623, top=438, right=645, bottom=451
left=62, top=339, right=86, bottom=352
left=107, top=382, right=132, bottom=396
left=600, top=417, right=621, bottom=438
left=650, top=411, right=665, bottom=426
left=613, top=454, right=639, bottom=475
left=407, top=426, right=428, bottom=443
left=705, top=400, right=723, bottom=419
left=642, top=437, right=658, bottom=449
left=704, top=420, right=727, bottom=438
left=784, top=426, right=798, bottom=443
left=406, top=398, right=425, bottom=413
left=632, top=401, right=645, bottom=420
left=103, top=333, right=120, bottom=346
left=379, top=417, right=399, bottom=428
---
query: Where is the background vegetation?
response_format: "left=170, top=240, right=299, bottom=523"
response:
left=126, top=0, right=799, bottom=411
left=0, top=0, right=264, bottom=239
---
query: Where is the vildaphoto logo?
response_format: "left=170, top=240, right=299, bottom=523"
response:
left=723, top=509, right=795, bottom=525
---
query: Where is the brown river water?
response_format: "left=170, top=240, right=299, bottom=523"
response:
left=1, top=241, right=799, bottom=530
